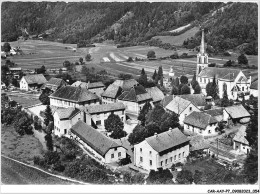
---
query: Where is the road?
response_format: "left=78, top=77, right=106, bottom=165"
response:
left=1, top=156, right=80, bottom=185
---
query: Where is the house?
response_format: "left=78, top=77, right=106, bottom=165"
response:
left=53, top=107, right=82, bottom=137
left=165, top=96, right=201, bottom=125
left=232, top=125, right=250, bottom=154
left=161, top=95, right=174, bottom=108
left=117, top=85, right=152, bottom=116
left=224, top=105, right=251, bottom=124
left=49, top=86, right=100, bottom=108
left=203, top=108, right=225, bottom=122
left=178, top=94, right=207, bottom=109
left=250, top=79, right=258, bottom=97
left=183, top=111, right=218, bottom=136
left=72, top=81, right=105, bottom=97
left=145, top=86, right=165, bottom=105
left=9, top=67, right=22, bottom=79
left=101, top=79, right=138, bottom=104
left=1, top=82, right=6, bottom=89
left=187, top=135, right=210, bottom=155
left=134, top=128, right=190, bottom=171
left=70, top=120, right=127, bottom=163
left=20, top=74, right=47, bottom=91
left=196, top=29, right=251, bottom=100
left=41, top=77, right=67, bottom=92
left=84, top=102, right=126, bottom=130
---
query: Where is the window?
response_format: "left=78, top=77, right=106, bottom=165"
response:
left=96, top=120, right=101, bottom=125
left=170, top=157, right=173, bottom=162
left=114, top=148, right=117, bottom=151
left=64, top=129, right=67, bottom=134
left=150, top=160, right=152, bottom=166
left=161, top=161, right=163, bottom=166
left=179, top=153, right=181, bottom=159
left=200, top=78, right=202, bottom=82
left=190, top=107, right=192, bottom=111
left=140, top=157, right=143, bottom=162
left=111, top=154, right=114, bottom=159
left=243, top=147, right=245, bottom=149
left=121, top=117, right=124, bottom=121
left=165, top=159, right=168, bottom=165
left=242, top=87, right=244, bottom=91
left=149, top=151, right=152, bottom=155
left=174, top=155, right=176, bottom=161
left=183, top=152, right=185, bottom=157
left=118, top=152, right=121, bottom=157
left=208, top=130, right=211, bottom=134
left=140, top=148, right=142, bottom=153
left=204, top=78, right=206, bottom=83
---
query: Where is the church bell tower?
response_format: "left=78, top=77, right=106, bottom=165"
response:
left=196, top=29, right=208, bottom=76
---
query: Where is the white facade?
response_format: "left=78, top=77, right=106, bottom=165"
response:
left=233, top=141, right=250, bottom=154
left=134, top=140, right=189, bottom=171
left=20, top=77, right=29, bottom=91
left=117, top=100, right=147, bottom=116
left=50, top=98, right=99, bottom=108
left=184, top=123, right=218, bottom=136
left=102, top=97, right=117, bottom=104
left=250, top=89, right=258, bottom=97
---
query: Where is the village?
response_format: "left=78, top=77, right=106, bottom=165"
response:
left=1, top=27, right=258, bottom=185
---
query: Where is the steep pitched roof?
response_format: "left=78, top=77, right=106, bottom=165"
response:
left=50, top=86, right=99, bottom=102
left=165, top=96, right=191, bottom=114
left=55, top=107, right=81, bottom=120
left=184, top=111, right=218, bottom=129
left=233, top=126, right=249, bottom=145
left=112, top=79, right=138, bottom=91
left=188, top=135, right=209, bottom=151
left=161, top=95, right=174, bottom=108
left=179, top=94, right=206, bottom=107
left=101, top=84, right=122, bottom=99
left=224, top=105, right=250, bottom=119
left=146, top=86, right=165, bottom=103
left=198, top=67, right=241, bottom=81
left=71, top=81, right=105, bottom=89
left=23, top=74, right=47, bottom=85
left=42, top=78, right=67, bottom=90
left=85, top=102, right=125, bottom=114
left=250, top=79, right=258, bottom=90
left=118, top=85, right=152, bottom=102
left=70, top=120, right=122, bottom=156
left=146, top=128, right=189, bottom=153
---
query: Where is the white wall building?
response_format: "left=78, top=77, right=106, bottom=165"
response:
left=20, top=74, right=47, bottom=91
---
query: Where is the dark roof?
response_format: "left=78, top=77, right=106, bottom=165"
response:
left=118, top=85, right=152, bottom=102
left=187, top=135, right=209, bottom=151
left=113, top=79, right=138, bottom=91
left=146, top=128, right=189, bottom=153
left=204, top=108, right=224, bottom=117
left=42, top=78, right=67, bottom=90
left=55, top=107, right=81, bottom=120
left=85, top=102, right=125, bottom=114
left=161, top=95, right=174, bottom=108
left=101, top=84, right=122, bottom=99
left=198, top=67, right=241, bottom=81
left=146, top=86, right=165, bottom=103
left=72, top=81, right=105, bottom=89
left=23, top=74, right=47, bottom=85
left=179, top=94, right=206, bottom=107
left=50, top=86, right=99, bottom=102
left=250, top=79, right=258, bottom=90
left=224, top=105, right=250, bottom=119
left=70, top=120, right=122, bottom=156
left=184, top=111, right=218, bottom=129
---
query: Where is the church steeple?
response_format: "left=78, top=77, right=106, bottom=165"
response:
left=200, top=29, right=205, bottom=54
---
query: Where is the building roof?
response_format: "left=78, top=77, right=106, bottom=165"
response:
left=250, top=79, right=258, bottom=90
left=70, top=120, right=122, bottom=156
left=204, top=108, right=224, bottom=117
left=165, top=96, right=191, bottom=114
left=161, top=95, right=174, bottom=108
left=9, top=67, right=22, bottom=71
left=233, top=126, right=249, bottom=145
left=146, top=86, right=165, bottom=103
left=179, top=94, right=206, bottom=107
left=101, top=84, right=122, bottom=99
left=23, top=74, right=47, bottom=85
left=117, top=85, right=152, bottom=102
left=198, top=67, right=241, bottom=81
left=71, top=81, right=105, bottom=89
left=85, top=102, right=125, bottom=114
left=42, top=77, right=67, bottom=90
left=224, top=105, right=250, bottom=119
left=54, top=107, right=81, bottom=120
left=50, top=86, right=99, bottom=102
left=184, top=111, right=218, bottom=130
left=188, top=135, right=210, bottom=151
left=145, top=128, right=189, bottom=153
left=112, top=79, right=138, bottom=91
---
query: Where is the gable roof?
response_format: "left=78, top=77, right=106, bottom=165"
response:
left=70, top=120, right=122, bottom=156
left=184, top=111, right=218, bottom=129
left=198, top=67, right=241, bottom=81
left=101, top=84, right=122, bottom=99
left=23, top=74, right=47, bottom=85
left=165, top=96, right=191, bottom=114
left=146, top=86, right=165, bottom=103
left=204, top=108, right=224, bottom=117
left=145, top=128, right=189, bottom=153
left=179, top=94, right=206, bottom=107
left=233, top=126, right=249, bottom=145
left=71, top=81, right=105, bottom=89
left=118, top=85, right=152, bottom=102
left=161, top=95, right=174, bottom=108
left=188, top=135, right=210, bottom=151
left=224, top=105, right=250, bottom=119
left=85, top=102, right=125, bottom=114
left=54, top=107, right=81, bottom=120
left=42, top=78, right=67, bottom=90
left=250, top=79, right=258, bottom=90
left=50, top=86, right=99, bottom=102
left=112, top=79, right=138, bottom=91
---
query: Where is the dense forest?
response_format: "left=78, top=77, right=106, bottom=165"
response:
left=1, top=2, right=258, bottom=54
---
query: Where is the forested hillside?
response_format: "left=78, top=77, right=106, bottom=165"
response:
left=1, top=2, right=257, bottom=54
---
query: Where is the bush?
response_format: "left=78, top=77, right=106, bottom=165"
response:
left=223, top=51, right=231, bottom=56
left=147, top=50, right=156, bottom=59
left=33, top=156, right=46, bottom=167
left=44, top=151, right=60, bottom=165
left=127, top=57, right=133, bottom=62
left=118, top=155, right=131, bottom=166
left=53, top=162, right=65, bottom=172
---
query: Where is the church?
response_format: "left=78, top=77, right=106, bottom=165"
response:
left=196, top=29, right=251, bottom=100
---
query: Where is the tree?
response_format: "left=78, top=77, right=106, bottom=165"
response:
left=171, top=85, right=178, bottom=95
left=45, top=133, right=53, bottom=151
left=194, top=84, right=201, bottom=94
left=79, top=57, right=84, bottom=64
left=138, top=102, right=152, bottom=126
left=181, top=84, right=191, bottom=95
left=145, top=105, right=165, bottom=126
left=246, top=101, right=258, bottom=149
left=158, top=66, right=163, bottom=80
left=193, top=170, right=203, bottom=184
left=206, top=76, right=218, bottom=99
left=127, top=57, right=133, bottom=62
left=159, top=76, right=163, bottom=87
left=118, top=73, right=133, bottom=80
left=44, top=151, right=60, bottom=165
left=44, top=105, right=53, bottom=127
left=190, top=72, right=197, bottom=89
left=14, top=112, right=33, bottom=135
left=180, top=75, right=188, bottom=84
left=152, top=70, right=157, bottom=80
left=243, top=149, right=258, bottom=184
left=104, top=113, right=126, bottom=139
left=128, top=124, right=146, bottom=145
left=146, top=168, right=173, bottom=184
left=160, top=112, right=180, bottom=132
left=238, top=54, right=248, bottom=65
left=176, top=169, right=194, bottom=184
left=39, top=88, right=51, bottom=105
left=63, top=60, right=71, bottom=67
left=3, top=42, right=11, bottom=52
left=224, top=60, right=233, bottom=67
left=138, top=68, right=148, bottom=86
left=147, top=50, right=156, bottom=59
left=85, top=53, right=92, bottom=61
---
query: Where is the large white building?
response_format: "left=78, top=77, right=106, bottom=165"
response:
left=134, top=128, right=190, bottom=171
left=196, top=29, right=251, bottom=100
left=20, top=74, right=47, bottom=91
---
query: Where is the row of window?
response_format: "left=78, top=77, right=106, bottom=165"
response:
left=111, top=152, right=121, bottom=159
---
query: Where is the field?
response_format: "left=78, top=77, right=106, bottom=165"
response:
left=7, top=92, right=41, bottom=108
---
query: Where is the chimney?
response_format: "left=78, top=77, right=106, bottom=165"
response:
left=154, top=132, right=158, bottom=137
left=169, top=127, right=172, bottom=132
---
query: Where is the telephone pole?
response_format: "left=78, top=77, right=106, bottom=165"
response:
left=217, top=138, right=219, bottom=159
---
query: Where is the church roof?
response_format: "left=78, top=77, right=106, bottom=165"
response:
left=198, top=67, right=241, bottom=81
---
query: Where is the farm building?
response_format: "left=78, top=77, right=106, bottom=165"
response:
left=145, top=86, right=165, bottom=105
left=20, top=74, right=47, bottom=91
left=223, top=105, right=250, bottom=124
left=72, top=81, right=105, bottom=97
left=232, top=125, right=251, bottom=154
left=187, top=135, right=210, bottom=155
left=178, top=94, right=207, bottom=109
left=41, top=77, right=67, bottom=92
left=203, top=108, right=225, bottom=122
left=70, top=120, right=127, bottom=163
left=134, top=128, right=190, bottom=171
